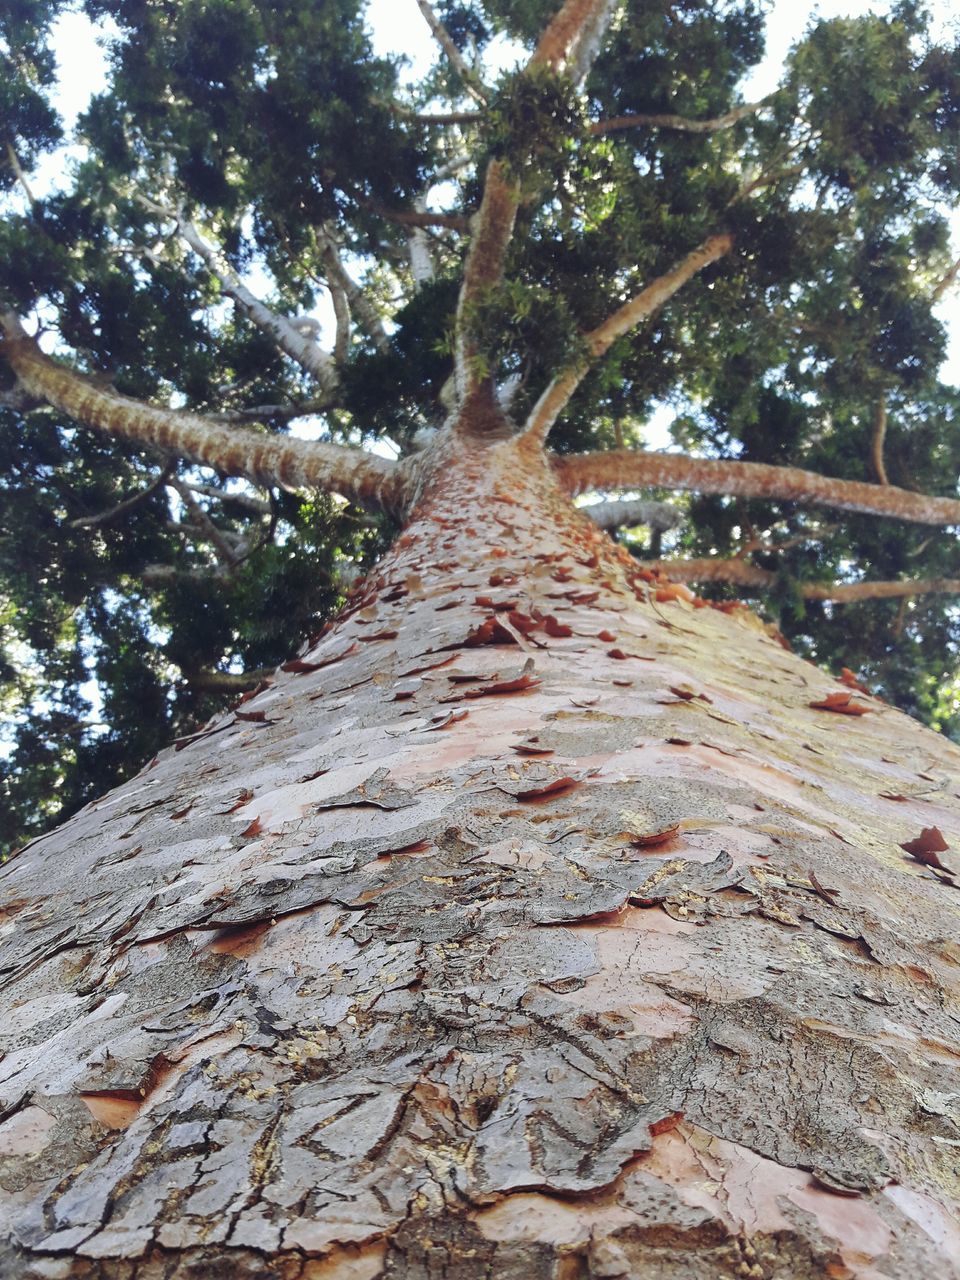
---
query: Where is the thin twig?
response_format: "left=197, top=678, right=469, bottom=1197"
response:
left=70, top=460, right=176, bottom=528
left=871, top=398, right=889, bottom=486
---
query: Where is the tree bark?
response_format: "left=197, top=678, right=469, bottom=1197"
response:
left=555, top=448, right=960, bottom=526
left=640, top=556, right=960, bottom=602
left=1, top=428, right=958, bottom=1280
left=0, top=316, right=401, bottom=512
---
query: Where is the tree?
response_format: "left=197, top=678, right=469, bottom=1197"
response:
left=1, top=0, right=960, bottom=1276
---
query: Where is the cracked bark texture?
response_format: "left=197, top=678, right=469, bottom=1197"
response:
left=1, top=430, right=959, bottom=1280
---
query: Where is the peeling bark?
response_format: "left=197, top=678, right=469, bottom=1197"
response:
left=0, top=316, right=402, bottom=513
left=1, top=428, right=958, bottom=1280
left=555, top=447, right=960, bottom=526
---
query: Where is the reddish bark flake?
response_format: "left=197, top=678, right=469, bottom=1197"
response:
left=358, top=629, right=400, bottom=642
left=464, top=668, right=541, bottom=697
left=170, top=804, right=193, bottom=821
left=628, top=823, right=681, bottom=848
left=489, top=570, right=517, bottom=588
left=465, top=616, right=518, bottom=646
left=900, top=827, right=955, bottom=873
left=281, top=658, right=324, bottom=674
left=510, top=738, right=554, bottom=756
left=543, top=615, right=573, bottom=638
left=607, top=648, right=628, bottom=660
left=514, top=774, right=579, bottom=800
left=839, top=666, right=870, bottom=693
left=809, top=691, right=871, bottom=716
left=668, top=685, right=713, bottom=704
left=649, top=1112, right=684, bottom=1137
left=507, top=610, right=540, bottom=635
left=427, top=709, right=469, bottom=731
left=655, top=582, right=696, bottom=603
left=392, top=680, right=422, bottom=701
left=236, top=680, right=272, bottom=702
left=879, top=792, right=909, bottom=802
left=597, top=630, right=617, bottom=642
left=667, top=737, right=693, bottom=747
left=217, top=789, right=253, bottom=815
left=234, top=709, right=271, bottom=723
left=240, top=816, right=263, bottom=839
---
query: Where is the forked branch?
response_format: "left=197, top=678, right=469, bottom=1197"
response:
left=531, top=0, right=624, bottom=82
left=415, top=0, right=488, bottom=105
left=642, top=556, right=960, bottom=603
left=523, top=234, right=733, bottom=445
left=554, top=448, right=960, bottom=526
left=0, top=314, right=400, bottom=512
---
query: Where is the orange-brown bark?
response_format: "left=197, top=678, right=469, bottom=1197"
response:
left=1, top=431, right=958, bottom=1280
left=555, top=447, right=960, bottom=525
left=0, top=316, right=402, bottom=512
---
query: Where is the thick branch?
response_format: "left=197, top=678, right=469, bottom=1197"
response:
left=581, top=497, right=684, bottom=531
left=368, top=204, right=470, bottom=232
left=530, top=0, right=623, bottom=82
left=591, top=100, right=770, bottom=136
left=554, top=448, right=960, bottom=526
left=641, top=556, right=960, bottom=603
left=523, top=234, right=733, bottom=445
left=455, top=159, right=521, bottom=405
left=0, top=315, right=400, bottom=512
left=182, top=667, right=274, bottom=692
left=415, top=0, right=488, bottom=105
left=142, top=199, right=339, bottom=392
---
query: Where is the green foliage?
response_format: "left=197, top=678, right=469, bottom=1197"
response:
left=1, top=0, right=959, bottom=852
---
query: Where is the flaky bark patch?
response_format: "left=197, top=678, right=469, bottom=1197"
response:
left=1, top=434, right=958, bottom=1279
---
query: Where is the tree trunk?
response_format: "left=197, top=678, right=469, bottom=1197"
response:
left=2, top=431, right=959, bottom=1280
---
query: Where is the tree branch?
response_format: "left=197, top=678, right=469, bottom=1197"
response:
left=590, top=100, right=770, bottom=137
left=415, top=0, right=488, bottom=105
left=871, top=399, right=889, bottom=486
left=316, top=226, right=390, bottom=354
left=581, top=497, right=684, bottom=531
left=523, top=233, right=733, bottom=445
left=182, top=667, right=275, bottom=692
left=367, top=203, right=471, bottom=232
left=4, top=138, right=38, bottom=211
left=640, top=556, right=960, bottom=603
left=0, top=313, right=401, bottom=512
left=69, top=460, right=176, bottom=528
left=530, top=0, right=624, bottom=83
left=553, top=448, right=960, bottom=527
left=140, top=197, right=339, bottom=393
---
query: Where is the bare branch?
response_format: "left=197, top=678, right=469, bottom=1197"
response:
left=591, top=99, right=771, bottom=137
left=397, top=109, right=482, bottom=126
left=415, top=0, right=488, bottom=105
left=871, top=399, right=889, bottom=486
left=523, top=234, right=733, bottom=445
left=367, top=203, right=471, bottom=232
left=316, top=227, right=390, bottom=355
left=1, top=313, right=401, bottom=512
left=640, top=556, right=960, bottom=603
left=70, top=460, right=176, bottom=528
left=139, top=197, right=339, bottom=393
left=187, top=483, right=272, bottom=516
left=581, top=497, right=684, bottom=531
left=407, top=197, right=437, bottom=288
left=4, top=139, right=38, bottom=210
left=553, top=447, right=960, bottom=527
left=530, top=0, right=624, bottom=83
left=212, top=399, right=334, bottom=424
left=169, top=478, right=240, bottom=567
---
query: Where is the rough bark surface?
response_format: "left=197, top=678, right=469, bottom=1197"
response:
left=1, top=432, right=959, bottom=1280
